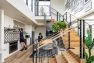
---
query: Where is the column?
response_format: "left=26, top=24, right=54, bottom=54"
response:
left=0, top=9, right=5, bottom=62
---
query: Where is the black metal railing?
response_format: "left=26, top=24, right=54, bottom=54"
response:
left=31, top=35, right=59, bottom=63
left=25, top=0, right=94, bottom=60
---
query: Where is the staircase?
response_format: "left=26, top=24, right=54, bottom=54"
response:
left=4, top=6, right=86, bottom=63
left=61, top=51, right=79, bottom=63
left=63, top=29, right=80, bottom=49
left=4, top=29, right=82, bottom=63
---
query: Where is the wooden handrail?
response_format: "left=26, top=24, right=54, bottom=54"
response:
left=36, top=26, right=78, bottom=50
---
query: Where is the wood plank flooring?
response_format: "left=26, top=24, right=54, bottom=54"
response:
left=4, top=46, right=33, bottom=63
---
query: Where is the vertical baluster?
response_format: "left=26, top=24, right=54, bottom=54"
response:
left=66, top=12, right=67, bottom=22
left=79, top=20, right=83, bottom=59
left=83, top=20, right=85, bottom=58
left=60, top=14, right=61, bottom=21
left=36, top=41, right=38, bottom=63
left=57, top=12, right=59, bottom=21
left=32, top=41, right=34, bottom=63
left=39, top=45, right=40, bottom=63
left=41, top=50, right=43, bottom=63
left=63, top=15, right=64, bottom=21
left=26, top=0, right=28, bottom=6
left=77, top=20, right=80, bottom=35
left=68, top=14, right=71, bottom=49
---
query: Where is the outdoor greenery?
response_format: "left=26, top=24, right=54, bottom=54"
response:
left=85, top=29, right=94, bottom=63
left=51, top=21, right=67, bottom=32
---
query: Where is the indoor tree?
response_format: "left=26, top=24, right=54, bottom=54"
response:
left=51, top=21, right=67, bottom=32
left=85, top=28, right=94, bottom=63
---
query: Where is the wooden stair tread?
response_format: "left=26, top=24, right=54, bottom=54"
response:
left=62, top=29, right=80, bottom=48
left=42, top=57, right=48, bottom=63
left=62, top=51, right=79, bottom=63
left=55, top=55, right=68, bottom=63
left=48, top=57, right=57, bottom=63
left=70, top=48, right=80, bottom=55
left=68, top=50, right=80, bottom=63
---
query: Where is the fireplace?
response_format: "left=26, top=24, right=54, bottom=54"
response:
left=9, top=40, right=18, bottom=54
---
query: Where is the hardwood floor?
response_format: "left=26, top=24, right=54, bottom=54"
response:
left=4, top=46, right=33, bottom=63
left=4, top=29, right=85, bottom=63
left=4, top=46, right=56, bottom=63
left=4, top=46, right=83, bottom=63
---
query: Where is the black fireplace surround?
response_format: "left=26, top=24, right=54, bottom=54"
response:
left=9, top=40, right=18, bottom=54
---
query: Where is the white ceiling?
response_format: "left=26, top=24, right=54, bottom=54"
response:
left=0, top=0, right=35, bottom=25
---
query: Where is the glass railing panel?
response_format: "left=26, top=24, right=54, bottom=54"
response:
left=57, top=13, right=64, bottom=21
left=51, top=13, right=57, bottom=21
left=85, top=22, right=90, bottom=37
left=34, top=5, right=51, bottom=16
left=66, top=13, right=71, bottom=23
left=51, top=8, right=57, bottom=15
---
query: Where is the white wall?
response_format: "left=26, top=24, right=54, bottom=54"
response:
left=6, top=0, right=37, bottom=24
left=25, top=25, right=32, bottom=45
left=3, top=15, right=14, bottom=59
left=35, top=26, right=46, bottom=39
left=4, top=15, right=14, bottom=28
left=3, top=15, right=33, bottom=59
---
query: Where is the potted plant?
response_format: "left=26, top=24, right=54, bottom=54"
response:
left=85, top=29, right=94, bottom=63
left=51, top=21, right=67, bottom=32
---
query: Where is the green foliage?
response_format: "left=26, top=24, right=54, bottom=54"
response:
left=87, top=56, right=94, bottom=63
left=85, top=29, right=94, bottom=63
left=85, top=52, right=88, bottom=61
left=51, top=21, right=67, bottom=32
left=85, top=30, right=93, bottom=50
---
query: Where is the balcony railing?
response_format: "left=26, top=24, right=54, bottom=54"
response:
left=34, top=5, right=51, bottom=16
